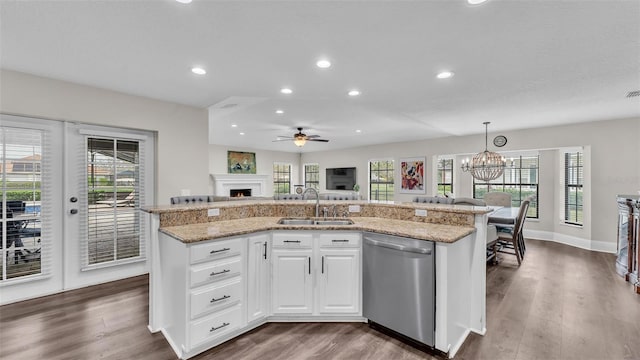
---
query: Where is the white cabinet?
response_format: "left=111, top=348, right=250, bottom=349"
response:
left=317, top=248, right=360, bottom=314
left=271, top=231, right=314, bottom=315
left=247, top=233, right=270, bottom=323
left=271, top=231, right=361, bottom=316
left=157, top=233, right=246, bottom=359
left=317, top=232, right=361, bottom=315
left=271, top=249, right=313, bottom=314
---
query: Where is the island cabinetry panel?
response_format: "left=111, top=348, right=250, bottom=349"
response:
left=271, top=231, right=361, bottom=316
left=272, top=248, right=314, bottom=314
left=247, top=233, right=271, bottom=323
left=157, top=232, right=247, bottom=358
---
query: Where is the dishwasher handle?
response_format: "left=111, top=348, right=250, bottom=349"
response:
left=364, top=238, right=432, bottom=255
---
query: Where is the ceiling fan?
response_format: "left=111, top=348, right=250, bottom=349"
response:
left=273, top=127, right=329, bottom=147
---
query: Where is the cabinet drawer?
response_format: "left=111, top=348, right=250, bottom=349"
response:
left=190, top=257, right=242, bottom=288
left=190, top=305, right=242, bottom=348
left=190, top=238, right=243, bottom=264
left=319, top=232, right=361, bottom=247
left=272, top=233, right=313, bottom=248
left=190, top=278, right=242, bottom=319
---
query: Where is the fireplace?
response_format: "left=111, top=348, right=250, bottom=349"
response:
left=230, top=189, right=252, bottom=197
left=212, top=174, right=268, bottom=197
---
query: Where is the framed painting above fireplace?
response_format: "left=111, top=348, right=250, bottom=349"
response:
left=228, top=151, right=256, bottom=174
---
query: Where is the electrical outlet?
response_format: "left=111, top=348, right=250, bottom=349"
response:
left=415, top=209, right=428, bottom=217
left=208, top=208, right=220, bottom=217
left=348, top=205, right=361, bottom=213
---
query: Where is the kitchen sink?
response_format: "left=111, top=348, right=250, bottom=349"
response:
left=277, top=218, right=354, bottom=226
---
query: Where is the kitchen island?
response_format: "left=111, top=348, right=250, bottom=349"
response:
left=142, top=200, right=492, bottom=359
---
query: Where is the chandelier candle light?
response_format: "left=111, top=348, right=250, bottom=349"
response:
left=461, top=122, right=506, bottom=181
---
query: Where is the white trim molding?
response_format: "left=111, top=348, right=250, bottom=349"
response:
left=524, top=230, right=616, bottom=253
left=212, top=174, right=269, bottom=197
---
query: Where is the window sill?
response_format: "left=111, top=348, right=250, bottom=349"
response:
left=560, top=222, right=584, bottom=229
left=81, top=256, right=145, bottom=272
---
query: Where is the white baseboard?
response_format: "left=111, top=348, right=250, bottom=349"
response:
left=524, top=230, right=617, bottom=253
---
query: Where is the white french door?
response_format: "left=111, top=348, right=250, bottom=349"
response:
left=64, top=123, right=154, bottom=290
left=0, top=115, right=64, bottom=303
left=0, top=115, right=154, bottom=304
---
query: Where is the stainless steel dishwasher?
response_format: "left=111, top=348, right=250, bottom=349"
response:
left=363, top=232, right=435, bottom=347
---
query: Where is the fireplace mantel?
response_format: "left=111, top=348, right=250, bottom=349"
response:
left=211, top=174, right=268, bottom=197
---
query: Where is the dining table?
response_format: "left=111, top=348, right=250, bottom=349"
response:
left=487, top=206, right=526, bottom=259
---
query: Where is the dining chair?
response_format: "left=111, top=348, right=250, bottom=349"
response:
left=483, top=192, right=512, bottom=207
left=487, top=199, right=530, bottom=265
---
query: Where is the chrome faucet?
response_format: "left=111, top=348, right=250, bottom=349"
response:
left=302, top=188, right=320, bottom=218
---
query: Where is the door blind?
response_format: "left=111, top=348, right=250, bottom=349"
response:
left=79, top=134, right=146, bottom=269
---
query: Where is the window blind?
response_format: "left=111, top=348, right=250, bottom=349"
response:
left=564, top=151, right=583, bottom=225
left=78, top=132, right=146, bottom=270
left=1, top=126, right=51, bottom=281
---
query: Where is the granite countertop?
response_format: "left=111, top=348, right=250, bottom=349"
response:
left=143, top=199, right=493, bottom=215
left=159, top=216, right=476, bottom=244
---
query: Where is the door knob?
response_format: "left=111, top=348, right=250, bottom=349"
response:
left=70, top=197, right=78, bottom=203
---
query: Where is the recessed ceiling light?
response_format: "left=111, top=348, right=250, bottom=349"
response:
left=191, top=67, right=206, bottom=75
left=176, top=0, right=192, bottom=3
left=467, top=0, right=488, bottom=4
left=316, top=59, right=331, bottom=69
left=280, top=88, right=293, bottom=94
left=239, top=132, right=245, bottom=135
left=356, top=129, right=362, bottom=133
left=275, top=110, right=284, bottom=114
left=436, top=71, right=454, bottom=79
left=231, top=124, right=237, bottom=128
left=348, top=90, right=361, bottom=96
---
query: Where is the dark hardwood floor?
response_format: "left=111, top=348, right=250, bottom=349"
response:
left=1, top=239, right=638, bottom=360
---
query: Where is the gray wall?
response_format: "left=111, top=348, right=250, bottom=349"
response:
left=208, top=144, right=301, bottom=196
left=299, top=117, right=640, bottom=249
left=0, top=69, right=209, bottom=204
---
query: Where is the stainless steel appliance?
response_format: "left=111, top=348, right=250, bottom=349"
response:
left=616, top=195, right=640, bottom=294
left=363, top=232, right=435, bottom=347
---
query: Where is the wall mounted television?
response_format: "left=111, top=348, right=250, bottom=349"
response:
left=326, top=167, right=356, bottom=190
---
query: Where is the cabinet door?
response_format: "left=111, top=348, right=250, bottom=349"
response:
left=317, top=248, right=360, bottom=314
left=272, top=249, right=313, bottom=314
left=247, top=234, right=270, bottom=323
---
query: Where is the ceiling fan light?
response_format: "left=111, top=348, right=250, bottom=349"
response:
left=294, top=138, right=306, bottom=147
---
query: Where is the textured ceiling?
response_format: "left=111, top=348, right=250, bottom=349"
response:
left=1, top=0, right=639, bottom=152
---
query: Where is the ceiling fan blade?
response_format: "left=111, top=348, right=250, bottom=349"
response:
left=306, top=135, right=320, bottom=138
left=272, top=138, right=294, bottom=142
left=307, top=139, right=329, bottom=142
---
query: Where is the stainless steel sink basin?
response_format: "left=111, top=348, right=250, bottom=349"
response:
left=277, top=218, right=354, bottom=226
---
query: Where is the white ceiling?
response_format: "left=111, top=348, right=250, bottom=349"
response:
left=2, top=0, right=639, bottom=153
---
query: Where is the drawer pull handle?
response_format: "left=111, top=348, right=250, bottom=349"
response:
left=284, top=240, right=301, bottom=243
left=332, top=239, right=349, bottom=243
left=210, top=322, right=230, bottom=332
left=210, top=269, right=230, bottom=277
left=210, top=247, right=230, bottom=254
left=210, top=295, right=231, bottom=303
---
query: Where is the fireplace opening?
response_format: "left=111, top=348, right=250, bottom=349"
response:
left=230, top=189, right=252, bottom=197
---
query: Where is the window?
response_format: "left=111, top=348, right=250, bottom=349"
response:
left=437, top=158, right=453, bottom=196
left=473, top=155, right=539, bottom=218
left=1, top=126, right=47, bottom=281
left=564, top=151, right=583, bottom=225
left=304, top=163, right=319, bottom=190
left=84, top=137, right=142, bottom=266
left=273, top=163, right=291, bottom=194
left=369, top=160, right=394, bottom=201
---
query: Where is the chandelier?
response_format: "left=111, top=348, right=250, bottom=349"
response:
left=461, top=122, right=506, bottom=181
